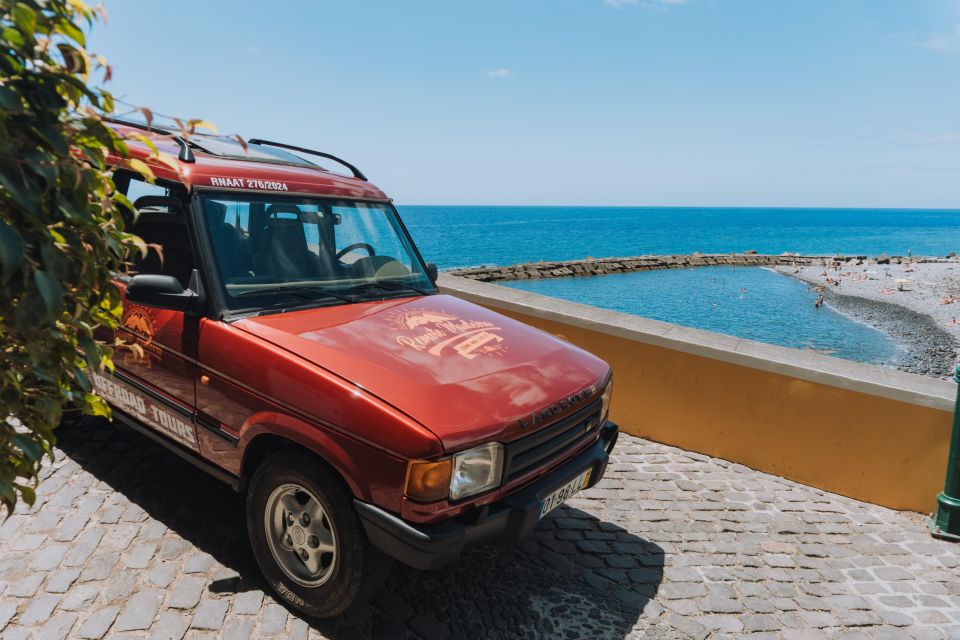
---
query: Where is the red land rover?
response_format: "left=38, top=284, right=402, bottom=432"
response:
left=95, top=120, right=617, bottom=617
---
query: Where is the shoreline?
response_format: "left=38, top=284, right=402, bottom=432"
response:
left=447, top=252, right=960, bottom=379
left=774, top=262, right=960, bottom=379
left=809, top=285, right=956, bottom=378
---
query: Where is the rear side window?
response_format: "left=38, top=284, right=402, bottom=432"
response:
left=126, top=178, right=170, bottom=203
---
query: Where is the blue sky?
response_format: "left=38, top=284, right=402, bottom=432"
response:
left=91, top=1, right=960, bottom=208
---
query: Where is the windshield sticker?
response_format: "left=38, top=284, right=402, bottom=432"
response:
left=117, top=305, right=162, bottom=368
left=210, top=176, right=289, bottom=191
left=391, top=309, right=507, bottom=360
left=91, top=372, right=198, bottom=450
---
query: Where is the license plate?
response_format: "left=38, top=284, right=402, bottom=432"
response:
left=539, top=469, right=592, bottom=519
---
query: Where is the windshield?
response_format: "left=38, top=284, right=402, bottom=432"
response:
left=199, top=194, right=435, bottom=311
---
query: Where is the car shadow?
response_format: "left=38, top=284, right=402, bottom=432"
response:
left=57, top=417, right=663, bottom=639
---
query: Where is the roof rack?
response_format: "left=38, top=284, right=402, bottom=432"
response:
left=247, top=139, right=367, bottom=181
left=102, top=117, right=196, bottom=163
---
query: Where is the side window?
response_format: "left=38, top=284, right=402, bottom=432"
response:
left=126, top=178, right=170, bottom=204
left=125, top=178, right=196, bottom=288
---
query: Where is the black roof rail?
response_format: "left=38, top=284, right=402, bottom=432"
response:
left=247, top=139, right=367, bottom=181
left=102, top=117, right=196, bottom=163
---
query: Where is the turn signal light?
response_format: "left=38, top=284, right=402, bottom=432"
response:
left=404, top=458, right=452, bottom=502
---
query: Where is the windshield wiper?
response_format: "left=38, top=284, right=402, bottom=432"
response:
left=234, top=285, right=357, bottom=304
left=345, top=279, right=433, bottom=297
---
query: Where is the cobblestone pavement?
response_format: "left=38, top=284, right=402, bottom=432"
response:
left=0, top=418, right=958, bottom=639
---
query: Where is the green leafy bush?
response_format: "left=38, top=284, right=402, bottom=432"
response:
left=0, top=0, right=145, bottom=511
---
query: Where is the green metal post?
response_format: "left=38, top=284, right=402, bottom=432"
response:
left=931, top=365, right=960, bottom=541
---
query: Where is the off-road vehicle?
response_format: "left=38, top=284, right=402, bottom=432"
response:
left=95, top=120, right=618, bottom=616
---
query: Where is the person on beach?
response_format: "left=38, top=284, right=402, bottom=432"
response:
left=815, top=294, right=824, bottom=309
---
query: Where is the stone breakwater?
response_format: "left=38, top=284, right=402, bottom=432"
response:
left=447, top=253, right=950, bottom=282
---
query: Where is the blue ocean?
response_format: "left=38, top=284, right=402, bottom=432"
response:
left=399, top=206, right=960, bottom=365
left=399, top=206, right=960, bottom=269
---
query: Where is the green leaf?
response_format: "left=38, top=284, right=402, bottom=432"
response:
left=85, top=393, right=110, bottom=417
left=125, top=158, right=155, bottom=182
left=10, top=434, right=43, bottom=463
left=31, top=121, right=70, bottom=156
left=16, top=485, right=35, bottom=506
left=1, top=28, right=24, bottom=49
left=12, top=3, right=37, bottom=36
left=77, top=334, right=99, bottom=368
left=56, top=15, right=86, bottom=47
left=36, top=396, right=61, bottom=426
left=0, top=480, right=14, bottom=506
left=74, top=367, right=91, bottom=393
left=0, top=87, right=21, bottom=111
left=0, top=220, right=24, bottom=281
left=0, top=159, right=37, bottom=210
left=33, top=270, right=64, bottom=321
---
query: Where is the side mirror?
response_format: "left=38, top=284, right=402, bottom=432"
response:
left=126, top=269, right=205, bottom=315
left=425, top=262, right=438, bottom=283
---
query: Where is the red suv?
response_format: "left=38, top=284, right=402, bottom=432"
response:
left=97, top=121, right=617, bottom=617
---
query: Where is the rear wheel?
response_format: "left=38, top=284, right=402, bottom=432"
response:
left=246, top=451, right=389, bottom=617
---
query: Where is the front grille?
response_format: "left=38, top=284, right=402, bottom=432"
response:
left=503, top=399, right=603, bottom=483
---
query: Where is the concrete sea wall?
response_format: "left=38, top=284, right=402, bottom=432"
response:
left=438, top=273, right=956, bottom=513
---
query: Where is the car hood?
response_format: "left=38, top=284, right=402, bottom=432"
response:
left=234, top=294, right=609, bottom=451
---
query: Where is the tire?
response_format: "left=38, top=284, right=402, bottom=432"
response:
left=246, top=451, right=390, bottom=618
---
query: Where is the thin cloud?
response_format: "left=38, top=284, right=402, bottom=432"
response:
left=911, top=25, right=960, bottom=53
left=885, top=131, right=960, bottom=146
left=604, top=0, right=688, bottom=9
left=484, top=68, right=511, bottom=78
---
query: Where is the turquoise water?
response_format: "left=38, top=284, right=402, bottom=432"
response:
left=503, top=266, right=905, bottom=365
left=399, top=206, right=960, bottom=269
left=397, top=206, right=956, bottom=364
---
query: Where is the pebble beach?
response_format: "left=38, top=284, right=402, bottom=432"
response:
left=776, top=259, right=960, bottom=379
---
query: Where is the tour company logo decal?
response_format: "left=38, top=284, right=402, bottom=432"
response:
left=391, top=309, right=507, bottom=360
left=91, top=372, right=197, bottom=450
left=118, top=305, right=163, bottom=368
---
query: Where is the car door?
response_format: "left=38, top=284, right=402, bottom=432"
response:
left=93, top=176, right=202, bottom=453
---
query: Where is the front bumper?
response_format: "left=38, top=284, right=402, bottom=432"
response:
left=355, top=420, right=619, bottom=570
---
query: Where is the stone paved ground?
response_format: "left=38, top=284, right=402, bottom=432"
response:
left=0, top=418, right=958, bottom=639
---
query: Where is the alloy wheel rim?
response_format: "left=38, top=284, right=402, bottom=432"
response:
left=264, top=483, right=337, bottom=587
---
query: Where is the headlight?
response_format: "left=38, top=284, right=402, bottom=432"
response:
left=450, top=442, right=504, bottom=501
left=600, top=380, right=613, bottom=422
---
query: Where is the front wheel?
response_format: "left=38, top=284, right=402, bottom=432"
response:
left=246, top=451, right=389, bottom=618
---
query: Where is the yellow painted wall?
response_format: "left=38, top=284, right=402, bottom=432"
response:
left=498, top=309, right=952, bottom=513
